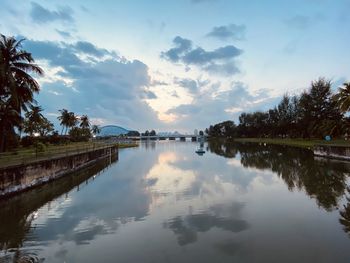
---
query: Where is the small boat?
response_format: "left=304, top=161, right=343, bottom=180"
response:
left=195, top=148, right=205, bottom=155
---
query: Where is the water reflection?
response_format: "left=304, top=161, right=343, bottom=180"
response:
left=1, top=141, right=350, bottom=262
left=208, top=140, right=350, bottom=237
left=0, top=157, right=117, bottom=261
left=340, top=187, right=350, bottom=236
left=164, top=203, right=249, bottom=246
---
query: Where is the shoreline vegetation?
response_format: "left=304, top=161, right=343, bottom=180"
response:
left=231, top=138, right=350, bottom=149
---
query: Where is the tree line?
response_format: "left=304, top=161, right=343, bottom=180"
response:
left=0, top=34, right=101, bottom=152
left=206, top=78, right=350, bottom=139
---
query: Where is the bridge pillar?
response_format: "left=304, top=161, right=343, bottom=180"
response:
left=191, top=137, right=197, bottom=141
left=180, top=137, right=186, bottom=141
left=169, top=137, right=175, bottom=140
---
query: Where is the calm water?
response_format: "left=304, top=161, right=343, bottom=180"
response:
left=1, top=141, right=350, bottom=263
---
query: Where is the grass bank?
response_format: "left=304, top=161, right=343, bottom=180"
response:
left=0, top=141, right=138, bottom=168
left=233, top=138, right=350, bottom=149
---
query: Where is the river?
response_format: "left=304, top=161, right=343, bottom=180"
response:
left=1, top=140, right=350, bottom=263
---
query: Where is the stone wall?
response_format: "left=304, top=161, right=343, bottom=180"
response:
left=0, top=146, right=118, bottom=198
left=314, top=145, right=350, bottom=161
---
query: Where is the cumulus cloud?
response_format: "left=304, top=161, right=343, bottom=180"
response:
left=174, top=77, right=210, bottom=94
left=55, top=29, right=72, bottom=39
left=30, top=2, right=74, bottom=24
left=206, top=24, right=246, bottom=41
left=161, top=36, right=243, bottom=75
left=22, top=38, right=162, bottom=130
left=161, top=36, right=192, bottom=62
left=167, top=81, right=279, bottom=129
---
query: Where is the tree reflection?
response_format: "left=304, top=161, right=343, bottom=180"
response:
left=208, top=140, right=350, bottom=237
left=0, top=157, right=117, bottom=252
left=209, top=141, right=349, bottom=211
left=340, top=187, right=350, bottom=236
left=207, top=140, right=238, bottom=158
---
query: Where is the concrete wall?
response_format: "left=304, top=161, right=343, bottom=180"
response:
left=314, top=145, right=350, bottom=161
left=0, top=146, right=118, bottom=198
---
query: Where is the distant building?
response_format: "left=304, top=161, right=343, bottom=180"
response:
left=99, top=125, right=131, bottom=137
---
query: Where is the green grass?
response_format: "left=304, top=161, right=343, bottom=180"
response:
left=0, top=141, right=139, bottom=168
left=118, top=143, right=138, bottom=149
left=233, top=138, right=350, bottom=149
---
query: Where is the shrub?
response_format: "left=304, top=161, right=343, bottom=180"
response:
left=21, top=136, right=35, bottom=147
left=35, top=142, right=46, bottom=153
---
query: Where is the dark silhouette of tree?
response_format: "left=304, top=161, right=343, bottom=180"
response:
left=0, top=35, right=44, bottom=151
left=207, top=78, right=346, bottom=139
left=334, top=82, right=350, bottom=112
left=23, top=105, right=53, bottom=136
left=80, top=115, right=90, bottom=129
left=57, top=109, right=70, bottom=135
left=91, top=125, right=101, bottom=136
left=67, top=111, right=78, bottom=133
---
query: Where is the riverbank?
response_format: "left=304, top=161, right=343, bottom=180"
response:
left=233, top=138, right=350, bottom=149
left=0, top=144, right=120, bottom=198
left=0, top=141, right=138, bottom=169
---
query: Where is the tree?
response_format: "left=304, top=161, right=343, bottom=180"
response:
left=334, top=82, right=350, bottom=112
left=23, top=105, right=53, bottom=136
left=69, top=127, right=91, bottom=142
left=127, top=130, right=140, bottom=136
left=208, top=77, right=345, bottom=139
left=58, top=109, right=69, bottom=135
left=66, top=111, right=78, bottom=134
left=80, top=115, right=90, bottom=129
left=37, top=118, right=54, bottom=136
left=0, top=35, right=44, bottom=151
left=304, top=78, right=343, bottom=138
left=91, top=125, right=101, bottom=136
left=149, top=130, right=156, bottom=136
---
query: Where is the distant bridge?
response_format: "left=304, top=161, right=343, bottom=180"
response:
left=127, top=135, right=205, bottom=141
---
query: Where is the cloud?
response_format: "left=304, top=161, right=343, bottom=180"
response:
left=55, top=29, right=72, bottom=39
left=167, top=81, right=279, bottom=129
left=161, top=36, right=192, bottom=62
left=22, top=38, right=162, bottom=130
left=161, top=36, right=243, bottom=75
left=174, top=77, right=210, bottom=94
left=74, top=41, right=112, bottom=57
left=164, top=202, right=249, bottom=246
left=206, top=24, right=246, bottom=41
left=30, top=2, right=74, bottom=24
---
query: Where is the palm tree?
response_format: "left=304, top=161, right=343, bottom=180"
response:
left=67, top=111, right=78, bottom=133
left=0, top=34, right=44, bottom=151
left=23, top=105, right=45, bottom=136
left=57, top=109, right=70, bottom=135
left=80, top=115, right=90, bottom=129
left=91, top=125, right=101, bottom=136
left=334, top=82, right=350, bottom=112
left=0, top=101, right=22, bottom=151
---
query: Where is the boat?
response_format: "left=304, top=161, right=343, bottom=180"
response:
left=195, top=141, right=206, bottom=155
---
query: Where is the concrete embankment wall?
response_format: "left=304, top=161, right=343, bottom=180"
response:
left=0, top=146, right=118, bottom=198
left=314, top=145, right=350, bottom=161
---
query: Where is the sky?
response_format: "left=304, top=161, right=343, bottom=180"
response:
left=1, top=0, right=349, bottom=132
